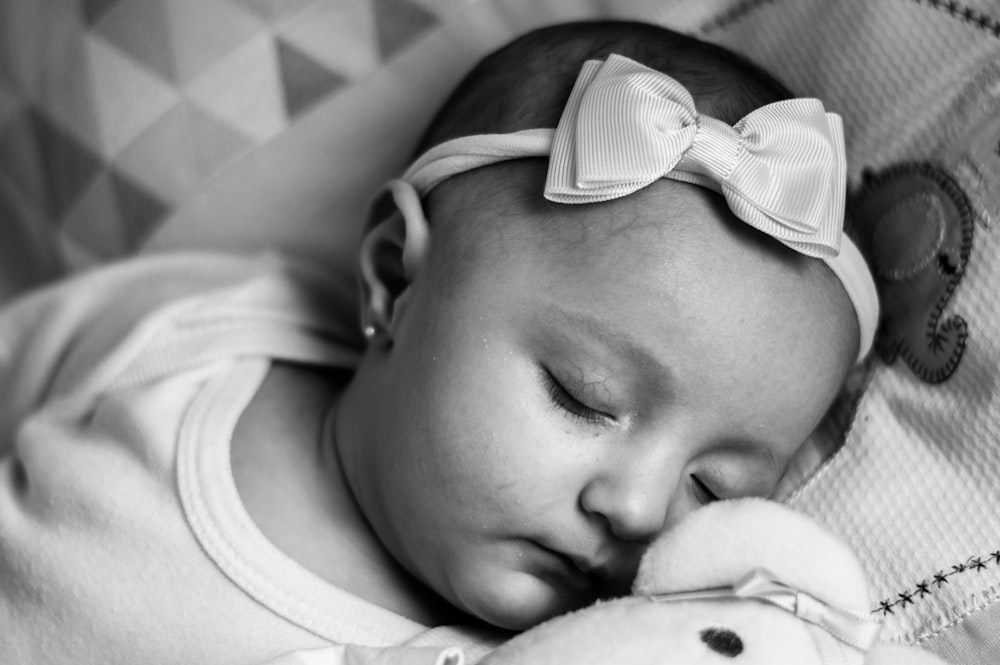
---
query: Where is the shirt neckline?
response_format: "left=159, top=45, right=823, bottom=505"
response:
left=178, top=358, right=431, bottom=646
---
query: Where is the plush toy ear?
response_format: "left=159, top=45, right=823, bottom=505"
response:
left=633, top=498, right=872, bottom=614
left=865, top=644, right=953, bottom=664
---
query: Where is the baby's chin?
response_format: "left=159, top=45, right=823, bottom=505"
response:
left=451, top=569, right=600, bottom=631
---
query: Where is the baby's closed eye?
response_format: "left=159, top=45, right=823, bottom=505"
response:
left=539, top=365, right=617, bottom=428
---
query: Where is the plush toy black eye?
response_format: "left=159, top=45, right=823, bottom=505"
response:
left=700, top=627, right=743, bottom=658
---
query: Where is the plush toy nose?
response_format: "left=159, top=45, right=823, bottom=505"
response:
left=700, top=627, right=744, bottom=658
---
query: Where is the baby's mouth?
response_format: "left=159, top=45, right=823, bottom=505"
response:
left=537, top=545, right=634, bottom=599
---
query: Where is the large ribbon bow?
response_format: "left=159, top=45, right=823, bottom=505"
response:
left=545, top=55, right=847, bottom=259
left=645, top=567, right=883, bottom=652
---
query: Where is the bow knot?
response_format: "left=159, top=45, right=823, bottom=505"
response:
left=545, top=54, right=847, bottom=258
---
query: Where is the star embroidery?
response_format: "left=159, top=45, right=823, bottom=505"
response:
left=934, top=571, right=949, bottom=587
left=916, top=581, right=931, bottom=597
left=897, top=591, right=914, bottom=606
left=991, top=551, right=1000, bottom=565
left=878, top=600, right=894, bottom=616
left=971, top=557, right=987, bottom=572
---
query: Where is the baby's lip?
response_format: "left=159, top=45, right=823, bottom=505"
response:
left=532, top=545, right=599, bottom=595
left=578, top=559, right=636, bottom=598
left=533, top=535, right=640, bottom=597
left=568, top=553, right=612, bottom=577
left=561, top=550, right=637, bottom=597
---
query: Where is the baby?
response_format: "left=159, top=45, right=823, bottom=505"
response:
left=0, top=20, right=876, bottom=665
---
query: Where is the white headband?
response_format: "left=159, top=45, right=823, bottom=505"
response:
left=393, top=54, right=879, bottom=362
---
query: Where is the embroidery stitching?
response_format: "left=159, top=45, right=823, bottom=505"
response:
left=908, top=0, right=1000, bottom=39
left=852, top=162, right=974, bottom=384
left=874, top=550, right=1000, bottom=616
left=703, top=0, right=1000, bottom=39
left=700, top=0, right=779, bottom=33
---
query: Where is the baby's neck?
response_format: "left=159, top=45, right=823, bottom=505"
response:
left=231, top=361, right=466, bottom=627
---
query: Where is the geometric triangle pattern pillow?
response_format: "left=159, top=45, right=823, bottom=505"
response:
left=0, top=0, right=444, bottom=267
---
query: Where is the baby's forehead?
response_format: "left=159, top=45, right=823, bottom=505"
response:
left=429, top=162, right=784, bottom=277
left=425, top=162, right=855, bottom=357
left=428, top=162, right=699, bottom=264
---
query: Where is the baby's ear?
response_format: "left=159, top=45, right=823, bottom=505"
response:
left=358, top=183, right=431, bottom=340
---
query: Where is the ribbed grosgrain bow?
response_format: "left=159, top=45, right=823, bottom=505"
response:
left=545, top=54, right=847, bottom=258
left=646, top=568, right=883, bottom=652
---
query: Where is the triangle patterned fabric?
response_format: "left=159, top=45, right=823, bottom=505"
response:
left=0, top=0, right=442, bottom=263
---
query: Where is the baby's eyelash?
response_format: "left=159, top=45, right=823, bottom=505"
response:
left=691, top=475, right=721, bottom=505
left=541, top=368, right=611, bottom=427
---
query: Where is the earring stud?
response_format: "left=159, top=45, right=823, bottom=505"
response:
left=363, top=325, right=377, bottom=339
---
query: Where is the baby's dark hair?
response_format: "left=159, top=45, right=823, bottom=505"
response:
left=417, top=20, right=794, bottom=153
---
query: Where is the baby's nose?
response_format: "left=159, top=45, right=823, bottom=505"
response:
left=579, top=457, right=676, bottom=544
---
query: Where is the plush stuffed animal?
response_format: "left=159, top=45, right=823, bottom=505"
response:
left=479, top=499, right=952, bottom=665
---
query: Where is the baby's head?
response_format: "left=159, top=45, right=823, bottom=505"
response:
left=336, top=22, right=877, bottom=632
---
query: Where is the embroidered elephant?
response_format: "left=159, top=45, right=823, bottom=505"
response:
left=850, top=163, right=974, bottom=383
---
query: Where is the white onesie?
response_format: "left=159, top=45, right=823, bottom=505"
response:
left=0, top=252, right=503, bottom=665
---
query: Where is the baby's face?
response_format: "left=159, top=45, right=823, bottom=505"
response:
left=346, top=170, right=856, bottom=630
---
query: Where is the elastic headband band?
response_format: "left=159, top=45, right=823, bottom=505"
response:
left=393, top=54, right=879, bottom=362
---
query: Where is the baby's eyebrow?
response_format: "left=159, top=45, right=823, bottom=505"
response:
left=546, top=305, right=670, bottom=379
left=719, top=438, right=787, bottom=480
